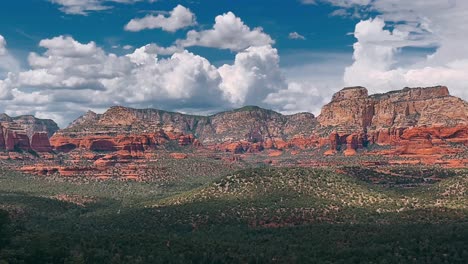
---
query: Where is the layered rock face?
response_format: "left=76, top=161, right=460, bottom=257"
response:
left=30, top=133, right=53, bottom=152
left=52, top=86, right=467, bottom=159
left=51, top=132, right=178, bottom=153
left=319, top=86, right=468, bottom=156
left=370, top=86, right=466, bottom=128
left=4, top=129, right=31, bottom=151
left=0, top=114, right=58, bottom=153
left=318, top=87, right=374, bottom=132
left=201, top=107, right=317, bottom=143
left=0, top=114, right=59, bottom=138
left=53, top=105, right=319, bottom=153
left=319, top=86, right=467, bottom=131
left=9, top=85, right=467, bottom=178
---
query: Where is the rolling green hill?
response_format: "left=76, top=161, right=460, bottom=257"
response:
left=0, top=167, right=467, bottom=263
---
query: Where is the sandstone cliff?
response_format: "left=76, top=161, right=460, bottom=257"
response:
left=53, top=105, right=318, bottom=152
left=12, top=85, right=468, bottom=178
left=318, top=86, right=467, bottom=133
left=0, top=114, right=58, bottom=153
left=52, top=86, right=467, bottom=156
left=0, top=114, right=59, bottom=138
left=318, top=86, right=468, bottom=155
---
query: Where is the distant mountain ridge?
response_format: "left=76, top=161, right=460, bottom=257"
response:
left=59, top=85, right=467, bottom=142
left=2, top=85, right=467, bottom=160
left=61, top=105, right=318, bottom=144
left=6, top=85, right=468, bottom=177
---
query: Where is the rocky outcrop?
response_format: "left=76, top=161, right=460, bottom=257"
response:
left=31, top=133, right=53, bottom=152
left=318, top=86, right=374, bottom=132
left=318, top=86, right=467, bottom=133
left=343, top=134, right=359, bottom=156
left=324, top=131, right=367, bottom=156
left=0, top=125, right=5, bottom=150
left=383, top=126, right=468, bottom=156
left=60, top=105, right=318, bottom=146
left=370, top=87, right=466, bottom=128
left=324, top=132, right=339, bottom=156
left=318, top=86, right=468, bottom=156
left=0, top=114, right=59, bottom=138
left=0, top=113, right=56, bottom=153
left=68, top=110, right=100, bottom=128
left=52, top=134, right=154, bottom=153
left=5, top=130, right=31, bottom=151
left=49, top=135, right=81, bottom=152
left=49, top=106, right=322, bottom=170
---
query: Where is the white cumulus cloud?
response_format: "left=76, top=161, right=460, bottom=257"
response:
left=219, top=45, right=286, bottom=105
left=341, top=0, right=468, bottom=99
left=0, top=35, right=20, bottom=99
left=125, top=5, right=196, bottom=32
left=0, top=35, right=287, bottom=126
left=177, top=12, right=274, bottom=51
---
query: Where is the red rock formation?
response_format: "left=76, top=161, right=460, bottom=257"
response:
left=51, top=133, right=168, bottom=153
left=219, top=142, right=245, bottom=154
left=12, top=86, right=467, bottom=177
left=324, top=132, right=339, bottom=156
left=0, top=125, right=5, bottom=150
left=268, top=150, right=283, bottom=157
left=374, top=125, right=468, bottom=157
left=288, top=136, right=319, bottom=150
left=5, top=130, right=31, bottom=151
left=343, top=134, right=358, bottom=156
left=31, top=132, right=53, bottom=152
left=319, top=86, right=467, bottom=133
left=318, top=87, right=374, bottom=132
left=0, top=114, right=59, bottom=138
left=50, top=135, right=80, bottom=152
left=178, top=134, right=195, bottom=146
left=170, top=153, right=188, bottom=159
left=246, top=143, right=264, bottom=153
left=319, top=86, right=467, bottom=157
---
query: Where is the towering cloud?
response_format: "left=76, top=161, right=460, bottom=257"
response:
left=319, top=0, right=468, bottom=99
left=0, top=33, right=286, bottom=126
left=219, top=45, right=286, bottom=105
left=177, top=12, right=274, bottom=51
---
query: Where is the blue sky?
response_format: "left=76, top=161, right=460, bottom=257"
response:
left=0, top=0, right=357, bottom=66
left=0, top=0, right=467, bottom=126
